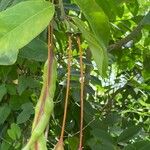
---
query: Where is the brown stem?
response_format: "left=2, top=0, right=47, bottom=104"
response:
left=60, top=35, right=72, bottom=141
left=77, top=35, right=84, bottom=150
left=47, top=25, right=54, bottom=88
left=108, top=24, right=143, bottom=51
left=34, top=23, right=54, bottom=150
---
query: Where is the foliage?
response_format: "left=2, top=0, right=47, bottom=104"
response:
left=0, top=0, right=150, bottom=150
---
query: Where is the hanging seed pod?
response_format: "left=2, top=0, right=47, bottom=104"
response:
left=54, top=140, right=64, bottom=150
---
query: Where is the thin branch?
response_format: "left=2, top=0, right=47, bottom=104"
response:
left=108, top=23, right=143, bottom=51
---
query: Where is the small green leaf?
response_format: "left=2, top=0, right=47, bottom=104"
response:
left=118, top=125, right=141, bottom=142
left=7, top=123, right=21, bottom=140
left=0, top=104, right=11, bottom=125
left=0, top=0, right=54, bottom=65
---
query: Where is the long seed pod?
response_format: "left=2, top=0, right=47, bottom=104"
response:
left=23, top=58, right=57, bottom=150
left=77, top=35, right=84, bottom=150
left=23, top=24, right=57, bottom=150
left=54, top=34, right=72, bottom=150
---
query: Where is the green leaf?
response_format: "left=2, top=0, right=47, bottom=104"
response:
left=142, top=49, right=150, bottom=81
left=17, top=76, right=29, bottom=95
left=87, top=129, right=115, bottom=150
left=91, top=129, right=114, bottom=145
left=17, top=75, right=40, bottom=95
left=0, top=104, right=11, bottom=125
left=126, top=0, right=139, bottom=16
left=0, top=141, right=11, bottom=150
left=6, top=84, right=16, bottom=95
left=7, top=123, right=21, bottom=140
left=0, top=84, right=7, bottom=102
left=17, top=102, right=34, bottom=124
left=0, top=0, right=12, bottom=11
left=72, top=17, right=108, bottom=76
left=0, top=0, right=54, bottom=65
left=102, top=113, right=121, bottom=126
left=67, top=137, right=79, bottom=150
left=123, top=141, right=150, bottom=150
left=118, top=125, right=141, bottom=142
left=74, top=0, right=110, bottom=46
left=9, top=93, right=31, bottom=110
left=19, top=38, right=47, bottom=61
left=140, top=12, right=150, bottom=25
left=87, top=138, right=115, bottom=150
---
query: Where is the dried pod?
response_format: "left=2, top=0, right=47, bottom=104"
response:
left=54, top=140, right=64, bottom=150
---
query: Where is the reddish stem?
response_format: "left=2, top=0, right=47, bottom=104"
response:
left=77, top=35, right=84, bottom=150
left=60, top=35, right=72, bottom=141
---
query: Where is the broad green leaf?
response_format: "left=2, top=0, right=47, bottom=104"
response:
left=0, top=104, right=11, bottom=125
left=118, top=125, right=141, bottom=142
left=19, top=38, right=47, bottom=61
left=9, top=93, right=31, bottom=110
left=72, top=17, right=108, bottom=76
left=17, top=75, right=40, bottom=95
left=96, top=0, right=124, bottom=21
left=17, top=102, right=34, bottom=124
left=7, top=123, right=21, bottom=140
left=91, top=129, right=114, bottom=145
left=6, top=84, right=16, bottom=95
left=123, top=141, right=150, bottom=150
left=87, top=138, right=115, bottom=150
left=0, top=0, right=54, bottom=65
left=0, top=84, right=7, bottom=102
left=87, top=129, right=115, bottom=150
left=102, top=113, right=121, bottom=126
left=0, top=0, right=12, bottom=11
left=74, top=0, right=110, bottom=46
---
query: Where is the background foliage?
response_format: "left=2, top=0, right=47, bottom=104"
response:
left=0, top=0, right=150, bottom=149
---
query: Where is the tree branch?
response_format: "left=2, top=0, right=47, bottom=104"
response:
left=108, top=23, right=143, bottom=51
